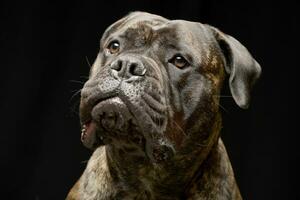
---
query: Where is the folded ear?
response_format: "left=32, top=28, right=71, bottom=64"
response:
left=207, top=25, right=262, bottom=109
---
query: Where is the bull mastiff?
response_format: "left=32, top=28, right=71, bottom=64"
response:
left=67, top=12, right=261, bottom=200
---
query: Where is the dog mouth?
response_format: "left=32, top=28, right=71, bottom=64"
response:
left=79, top=93, right=174, bottom=163
left=80, top=97, right=143, bottom=148
left=80, top=120, right=99, bottom=149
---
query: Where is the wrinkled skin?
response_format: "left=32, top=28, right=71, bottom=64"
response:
left=67, top=12, right=261, bottom=200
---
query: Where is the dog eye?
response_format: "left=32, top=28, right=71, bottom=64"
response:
left=107, top=41, right=120, bottom=54
left=169, top=55, right=189, bottom=69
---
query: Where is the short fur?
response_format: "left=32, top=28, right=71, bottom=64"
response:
left=67, top=12, right=261, bottom=200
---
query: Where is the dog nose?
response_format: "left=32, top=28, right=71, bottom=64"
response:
left=110, top=57, right=146, bottom=79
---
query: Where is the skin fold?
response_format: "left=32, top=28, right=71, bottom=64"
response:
left=67, top=12, right=261, bottom=200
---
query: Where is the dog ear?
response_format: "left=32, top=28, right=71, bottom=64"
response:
left=207, top=25, right=261, bottom=109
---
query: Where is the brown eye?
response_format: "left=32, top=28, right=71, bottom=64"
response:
left=107, top=41, right=120, bottom=54
left=169, top=55, right=189, bottom=68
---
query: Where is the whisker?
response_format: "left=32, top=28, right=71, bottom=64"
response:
left=69, top=89, right=82, bottom=102
left=172, top=120, right=187, bottom=136
left=81, top=160, right=89, bottom=164
left=218, top=103, right=229, bottom=113
left=80, top=76, right=89, bottom=79
left=213, top=95, right=233, bottom=98
left=85, top=56, right=92, bottom=68
left=69, top=80, right=85, bottom=84
left=69, top=101, right=80, bottom=115
left=196, top=143, right=209, bottom=147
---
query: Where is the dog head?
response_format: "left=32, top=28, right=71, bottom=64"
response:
left=79, top=12, right=261, bottom=163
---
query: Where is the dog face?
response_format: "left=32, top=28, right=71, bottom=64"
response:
left=79, top=12, right=261, bottom=163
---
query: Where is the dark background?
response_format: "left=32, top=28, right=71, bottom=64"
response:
left=1, top=0, right=298, bottom=199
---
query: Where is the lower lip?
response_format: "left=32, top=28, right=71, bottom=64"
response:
left=81, top=121, right=96, bottom=142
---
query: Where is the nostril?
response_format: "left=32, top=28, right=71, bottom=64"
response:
left=129, top=63, right=138, bottom=75
left=111, top=60, right=123, bottom=71
left=128, top=63, right=146, bottom=76
left=117, top=60, right=122, bottom=71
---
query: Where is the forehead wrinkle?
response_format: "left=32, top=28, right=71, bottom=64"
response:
left=119, top=18, right=167, bottom=36
left=108, top=20, right=168, bottom=49
left=100, top=12, right=166, bottom=43
left=123, top=22, right=153, bottom=42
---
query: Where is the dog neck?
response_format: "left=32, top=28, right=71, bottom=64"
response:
left=79, top=114, right=227, bottom=199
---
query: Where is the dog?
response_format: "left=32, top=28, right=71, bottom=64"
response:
left=67, top=12, right=261, bottom=200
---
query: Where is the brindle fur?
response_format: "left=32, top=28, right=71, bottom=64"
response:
left=67, top=12, right=261, bottom=200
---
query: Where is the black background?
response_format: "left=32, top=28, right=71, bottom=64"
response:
left=1, top=0, right=298, bottom=199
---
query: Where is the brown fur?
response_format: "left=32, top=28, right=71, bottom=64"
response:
left=67, top=12, right=261, bottom=200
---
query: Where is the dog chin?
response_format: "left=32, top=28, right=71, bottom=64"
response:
left=80, top=96, right=175, bottom=163
left=80, top=97, right=143, bottom=148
